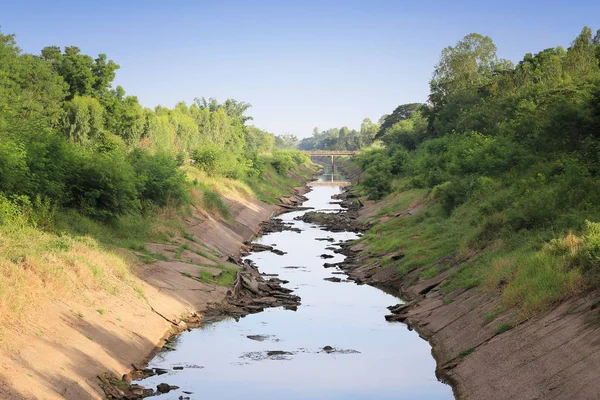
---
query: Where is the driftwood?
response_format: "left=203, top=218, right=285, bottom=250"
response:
left=228, top=262, right=301, bottom=314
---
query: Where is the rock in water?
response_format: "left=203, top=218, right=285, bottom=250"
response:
left=156, top=383, right=179, bottom=393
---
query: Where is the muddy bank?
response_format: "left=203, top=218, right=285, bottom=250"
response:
left=316, top=188, right=600, bottom=400
left=0, top=187, right=310, bottom=400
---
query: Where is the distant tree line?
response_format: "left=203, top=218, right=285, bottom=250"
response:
left=297, top=118, right=379, bottom=151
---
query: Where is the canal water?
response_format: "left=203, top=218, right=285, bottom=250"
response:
left=137, top=175, right=453, bottom=400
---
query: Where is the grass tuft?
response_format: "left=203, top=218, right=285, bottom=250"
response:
left=458, top=347, right=475, bottom=358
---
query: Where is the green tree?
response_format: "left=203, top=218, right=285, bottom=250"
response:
left=62, top=95, right=104, bottom=145
left=564, top=26, right=600, bottom=80
left=377, top=103, right=424, bottom=137
left=430, top=33, right=502, bottom=106
left=274, top=133, right=299, bottom=149
left=41, top=46, right=119, bottom=100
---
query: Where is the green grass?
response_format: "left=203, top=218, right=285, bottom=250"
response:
left=136, top=253, right=158, bottom=264
left=458, top=347, right=475, bottom=358
left=182, top=232, right=196, bottom=242
left=481, top=309, right=501, bottom=326
left=244, top=163, right=316, bottom=204
left=197, top=264, right=237, bottom=287
left=97, top=308, right=105, bottom=315
left=360, top=201, right=468, bottom=275
left=494, top=322, right=515, bottom=335
left=132, top=285, right=145, bottom=299
left=354, top=176, right=589, bottom=318
left=192, top=181, right=231, bottom=219
left=374, top=189, right=428, bottom=218
left=113, top=380, right=129, bottom=389
left=174, top=244, right=187, bottom=260
left=194, top=248, right=218, bottom=262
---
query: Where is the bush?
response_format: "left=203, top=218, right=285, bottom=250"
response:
left=270, top=149, right=296, bottom=175
left=0, top=194, right=30, bottom=230
left=0, top=136, right=29, bottom=194
left=191, top=144, right=223, bottom=176
left=431, top=180, right=470, bottom=214
left=545, top=221, right=600, bottom=274
left=65, top=150, right=140, bottom=220
left=128, top=149, right=188, bottom=208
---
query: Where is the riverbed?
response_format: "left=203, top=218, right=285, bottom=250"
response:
left=137, top=176, right=453, bottom=400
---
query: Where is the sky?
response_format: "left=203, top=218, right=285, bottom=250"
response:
left=2, top=0, right=599, bottom=138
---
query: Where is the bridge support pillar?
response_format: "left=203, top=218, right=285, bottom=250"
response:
left=331, top=155, right=334, bottom=182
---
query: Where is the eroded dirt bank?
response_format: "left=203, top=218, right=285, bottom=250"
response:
left=318, top=188, right=600, bottom=400
left=0, top=187, right=309, bottom=400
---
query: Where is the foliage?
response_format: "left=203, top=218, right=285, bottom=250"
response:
left=298, top=118, right=379, bottom=151
left=353, top=26, right=600, bottom=316
left=0, top=29, right=310, bottom=225
left=274, top=133, right=299, bottom=149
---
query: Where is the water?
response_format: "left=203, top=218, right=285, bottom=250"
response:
left=138, top=179, right=453, bottom=400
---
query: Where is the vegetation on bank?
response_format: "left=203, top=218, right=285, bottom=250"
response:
left=298, top=119, right=380, bottom=151
left=352, top=27, right=600, bottom=318
left=0, top=31, right=314, bottom=331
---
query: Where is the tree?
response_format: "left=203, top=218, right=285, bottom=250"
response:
left=40, top=45, right=119, bottom=100
left=274, top=133, right=299, bottom=149
left=1, top=34, right=66, bottom=128
left=378, top=103, right=425, bottom=137
left=62, top=96, right=104, bottom=145
left=194, top=97, right=253, bottom=124
left=564, top=26, right=600, bottom=80
left=92, top=53, right=120, bottom=97
left=117, top=96, right=145, bottom=145
left=430, top=33, right=500, bottom=106
left=359, top=118, right=379, bottom=146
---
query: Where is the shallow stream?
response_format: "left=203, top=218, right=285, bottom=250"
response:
left=138, top=175, right=453, bottom=399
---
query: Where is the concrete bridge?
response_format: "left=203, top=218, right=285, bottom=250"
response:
left=301, top=150, right=358, bottom=156
left=301, top=150, right=357, bottom=181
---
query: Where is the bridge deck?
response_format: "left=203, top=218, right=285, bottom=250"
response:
left=301, top=150, right=357, bottom=156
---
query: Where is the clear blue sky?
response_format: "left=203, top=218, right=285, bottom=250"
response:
left=2, top=0, right=599, bottom=137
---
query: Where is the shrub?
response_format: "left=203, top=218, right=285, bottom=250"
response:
left=0, top=136, right=29, bottom=194
left=545, top=221, right=600, bottom=274
left=65, top=149, right=140, bottom=220
left=270, top=149, right=296, bottom=175
left=191, top=144, right=223, bottom=176
left=128, top=148, right=188, bottom=208
left=0, top=194, right=29, bottom=230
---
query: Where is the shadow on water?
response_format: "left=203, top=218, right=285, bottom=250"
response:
left=135, top=178, right=454, bottom=400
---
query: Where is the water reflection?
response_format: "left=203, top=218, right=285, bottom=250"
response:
left=137, top=181, right=453, bottom=400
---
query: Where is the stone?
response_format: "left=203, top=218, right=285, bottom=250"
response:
left=156, top=383, right=179, bottom=393
left=156, top=383, right=170, bottom=394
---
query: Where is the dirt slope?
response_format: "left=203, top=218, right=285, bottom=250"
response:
left=0, top=189, right=306, bottom=400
